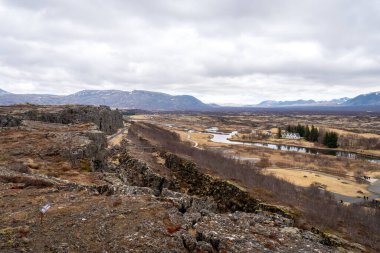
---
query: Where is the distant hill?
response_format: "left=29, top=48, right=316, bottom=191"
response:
left=330, top=97, right=350, bottom=104
left=0, top=88, right=10, bottom=95
left=255, top=92, right=379, bottom=108
left=256, top=99, right=319, bottom=107
left=255, top=98, right=349, bottom=107
left=0, top=89, right=211, bottom=111
left=1, top=88, right=379, bottom=111
left=344, top=91, right=380, bottom=106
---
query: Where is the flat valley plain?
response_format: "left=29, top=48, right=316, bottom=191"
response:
left=132, top=110, right=380, bottom=201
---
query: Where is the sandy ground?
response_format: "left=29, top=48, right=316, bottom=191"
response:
left=264, top=168, right=371, bottom=197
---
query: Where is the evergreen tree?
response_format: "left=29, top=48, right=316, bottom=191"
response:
left=310, top=125, right=315, bottom=141
left=300, top=125, right=305, bottom=137
left=331, top=132, right=338, bottom=148
left=323, top=131, right=338, bottom=148
left=315, top=127, right=319, bottom=142
left=305, top=125, right=310, bottom=141
left=278, top=127, right=282, bottom=138
left=310, top=125, right=319, bottom=142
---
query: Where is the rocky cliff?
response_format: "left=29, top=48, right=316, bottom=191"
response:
left=22, top=105, right=123, bottom=134
left=0, top=114, right=21, bottom=127
left=0, top=104, right=123, bottom=134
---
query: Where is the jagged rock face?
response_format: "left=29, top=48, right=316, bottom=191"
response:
left=60, top=129, right=108, bottom=171
left=0, top=157, right=340, bottom=253
left=118, top=154, right=177, bottom=195
left=163, top=152, right=260, bottom=213
left=21, top=105, right=123, bottom=134
left=115, top=149, right=259, bottom=213
left=116, top=150, right=290, bottom=216
left=0, top=120, right=109, bottom=177
left=0, top=115, right=21, bottom=127
left=0, top=104, right=121, bottom=178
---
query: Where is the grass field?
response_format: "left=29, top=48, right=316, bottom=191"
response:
left=264, top=168, right=370, bottom=197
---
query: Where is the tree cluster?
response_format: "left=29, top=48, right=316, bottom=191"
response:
left=286, top=124, right=319, bottom=142
left=323, top=131, right=339, bottom=148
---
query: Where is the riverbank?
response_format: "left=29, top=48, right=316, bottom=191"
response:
left=227, top=135, right=380, bottom=162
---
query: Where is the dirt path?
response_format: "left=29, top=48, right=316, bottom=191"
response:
left=107, top=127, right=128, bottom=147
left=187, top=131, right=199, bottom=148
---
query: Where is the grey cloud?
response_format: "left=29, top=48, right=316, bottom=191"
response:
left=0, top=0, right=379, bottom=104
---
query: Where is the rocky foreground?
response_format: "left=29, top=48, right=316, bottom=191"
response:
left=0, top=105, right=367, bottom=252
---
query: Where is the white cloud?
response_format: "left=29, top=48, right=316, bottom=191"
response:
left=0, top=0, right=379, bottom=103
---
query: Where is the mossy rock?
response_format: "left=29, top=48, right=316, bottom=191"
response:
left=79, top=159, right=92, bottom=172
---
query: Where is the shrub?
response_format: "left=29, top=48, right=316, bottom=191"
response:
left=79, top=159, right=92, bottom=172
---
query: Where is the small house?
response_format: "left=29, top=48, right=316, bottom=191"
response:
left=282, top=132, right=301, bottom=139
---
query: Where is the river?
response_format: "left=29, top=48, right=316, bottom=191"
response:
left=208, top=128, right=380, bottom=203
left=209, top=130, right=380, bottom=164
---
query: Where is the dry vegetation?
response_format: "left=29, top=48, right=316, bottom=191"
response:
left=128, top=122, right=380, bottom=250
left=264, top=168, right=371, bottom=197
left=133, top=112, right=380, bottom=192
left=139, top=111, right=380, bottom=151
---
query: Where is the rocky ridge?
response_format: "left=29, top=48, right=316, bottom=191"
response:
left=1, top=151, right=355, bottom=253
left=0, top=105, right=368, bottom=252
left=0, top=104, right=123, bottom=134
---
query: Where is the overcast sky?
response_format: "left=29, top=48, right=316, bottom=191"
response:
left=0, top=0, right=379, bottom=104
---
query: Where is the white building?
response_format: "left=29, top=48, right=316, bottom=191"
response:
left=282, top=132, right=301, bottom=139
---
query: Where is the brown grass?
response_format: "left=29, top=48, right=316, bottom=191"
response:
left=265, top=168, right=370, bottom=197
left=129, top=122, right=380, bottom=251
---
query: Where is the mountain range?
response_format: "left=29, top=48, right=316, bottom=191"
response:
left=255, top=97, right=350, bottom=107
left=255, top=93, right=380, bottom=107
left=0, top=88, right=379, bottom=110
left=0, top=89, right=211, bottom=111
